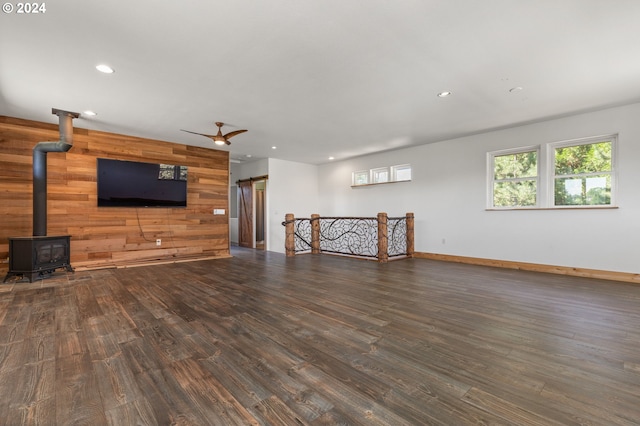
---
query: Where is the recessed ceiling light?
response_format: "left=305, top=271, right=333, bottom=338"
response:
left=328, top=156, right=335, bottom=160
left=96, top=64, right=115, bottom=74
left=246, top=154, right=252, bottom=158
left=271, top=146, right=277, bottom=150
left=509, top=86, right=523, bottom=93
left=83, top=110, right=97, bottom=116
left=437, top=91, right=452, bottom=98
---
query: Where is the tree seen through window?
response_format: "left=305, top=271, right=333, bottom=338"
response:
left=554, top=141, right=612, bottom=206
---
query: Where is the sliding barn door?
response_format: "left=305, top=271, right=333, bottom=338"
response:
left=238, top=180, right=253, bottom=248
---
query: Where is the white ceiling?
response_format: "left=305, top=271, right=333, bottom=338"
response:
left=2, top=0, right=640, bottom=165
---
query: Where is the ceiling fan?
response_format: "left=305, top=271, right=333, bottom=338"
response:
left=181, top=122, right=247, bottom=146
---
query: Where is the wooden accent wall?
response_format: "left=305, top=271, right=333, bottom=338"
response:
left=0, top=116, right=230, bottom=272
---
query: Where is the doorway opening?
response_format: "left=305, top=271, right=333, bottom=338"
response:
left=254, top=180, right=266, bottom=250
left=237, top=176, right=268, bottom=250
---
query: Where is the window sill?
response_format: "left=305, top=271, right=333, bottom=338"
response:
left=486, top=206, right=619, bottom=211
left=351, top=180, right=411, bottom=188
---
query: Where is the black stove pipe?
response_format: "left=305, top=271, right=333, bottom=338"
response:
left=32, top=108, right=80, bottom=236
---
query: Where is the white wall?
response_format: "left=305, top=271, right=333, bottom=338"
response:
left=267, top=158, right=319, bottom=253
left=317, top=102, right=640, bottom=274
left=230, top=158, right=319, bottom=253
left=234, top=159, right=269, bottom=180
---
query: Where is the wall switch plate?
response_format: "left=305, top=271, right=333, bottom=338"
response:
left=156, top=239, right=161, bottom=246
left=213, top=209, right=225, bottom=215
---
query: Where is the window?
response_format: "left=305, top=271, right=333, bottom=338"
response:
left=371, top=167, right=390, bottom=183
left=352, top=170, right=369, bottom=185
left=352, top=164, right=412, bottom=186
left=490, top=148, right=538, bottom=208
left=552, top=139, right=613, bottom=206
left=392, top=164, right=412, bottom=181
left=488, top=135, right=616, bottom=209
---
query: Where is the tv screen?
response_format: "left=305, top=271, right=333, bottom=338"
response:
left=97, top=158, right=187, bottom=207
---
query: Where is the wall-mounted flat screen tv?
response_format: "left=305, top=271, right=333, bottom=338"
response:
left=97, top=158, right=188, bottom=207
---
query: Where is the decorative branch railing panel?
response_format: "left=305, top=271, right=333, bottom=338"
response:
left=319, top=217, right=379, bottom=258
left=283, top=213, right=414, bottom=262
left=388, top=216, right=408, bottom=257
left=293, top=218, right=312, bottom=253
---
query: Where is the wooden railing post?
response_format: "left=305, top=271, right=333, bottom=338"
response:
left=377, top=212, right=388, bottom=263
left=406, top=212, right=414, bottom=258
left=311, top=214, right=321, bottom=254
left=285, top=213, right=295, bottom=257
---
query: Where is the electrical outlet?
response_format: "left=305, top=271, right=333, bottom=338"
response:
left=156, top=239, right=161, bottom=246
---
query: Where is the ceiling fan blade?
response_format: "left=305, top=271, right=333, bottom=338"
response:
left=223, top=129, right=248, bottom=139
left=225, top=140, right=231, bottom=145
left=180, top=129, right=216, bottom=138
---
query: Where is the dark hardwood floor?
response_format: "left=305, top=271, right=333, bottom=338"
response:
left=1, top=247, right=640, bottom=425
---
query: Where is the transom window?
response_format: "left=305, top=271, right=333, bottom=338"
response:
left=353, top=170, right=369, bottom=185
left=488, top=135, right=617, bottom=209
left=352, top=164, right=412, bottom=186
left=371, top=167, right=390, bottom=184
left=392, top=164, right=412, bottom=181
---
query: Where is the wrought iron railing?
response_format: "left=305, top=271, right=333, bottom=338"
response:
left=283, top=212, right=414, bottom=262
left=387, top=216, right=410, bottom=257
left=318, top=217, right=379, bottom=257
left=291, top=217, right=312, bottom=253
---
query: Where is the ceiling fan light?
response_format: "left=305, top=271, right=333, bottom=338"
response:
left=214, top=139, right=226, bottom=145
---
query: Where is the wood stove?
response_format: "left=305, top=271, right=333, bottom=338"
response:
left=3, top=109, right=79, bottom=284
left=4, top=236, right=73, bottom=283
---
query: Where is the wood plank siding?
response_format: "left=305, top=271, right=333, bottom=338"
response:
left=0, top=116, right=230, bottom=272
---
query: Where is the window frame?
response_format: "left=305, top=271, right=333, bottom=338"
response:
left=352, top=170, right=369, bottom=186
left=487, top=134, right=618, bottom=210
left=546, top=135, right=617, bottom=209
left=487, top=145, right=540, bottom=209
left=371, top=167, right=390, bottom=184
left=391, top=164, right=412, bottom=182
left=351, top=164, right=412, bottom=187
